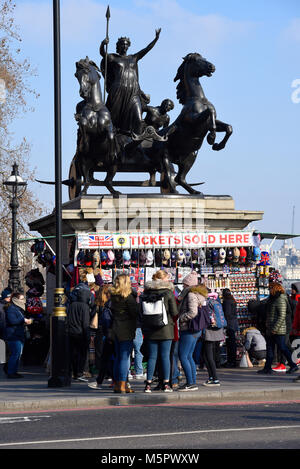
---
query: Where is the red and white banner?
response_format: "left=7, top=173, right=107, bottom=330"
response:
left=77, top=231, right=253, bottom=249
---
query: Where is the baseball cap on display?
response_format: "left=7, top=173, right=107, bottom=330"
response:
left=219, top=248, right=226, bottom=264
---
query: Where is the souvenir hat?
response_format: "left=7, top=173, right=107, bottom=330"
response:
left=191, top=249, right=199, bottom=263
left=123, top=249, right=131, bottom=265
left=155, top=249, right=162, bottom=266
left=177, top=249, right=185, bottom=263
left=107, top=249, right=115, bottom=265
left=219, top=248, right=226, bottom=264
left=227, top=248, right=233, bottom=262
left=93, top=250, right=100, bottom=268
left=239, top=247, right=247, bottom=264
left=131, top=249, right=138, bottom=264
left=146, top=249, right=154, bottom=265
left=211, top=248, right=219, bottom=265
left=100, top=250, right=108, bottom=266
left=139, top=249, right=147, bottom=266
left=233, top=247, right=240, bottom=263
left=199, top=248, right=206, bottom=265
left=162, top=249, right=171, bottom=265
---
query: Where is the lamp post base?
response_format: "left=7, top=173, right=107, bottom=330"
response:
left=47, top=288, right=71, bottom=388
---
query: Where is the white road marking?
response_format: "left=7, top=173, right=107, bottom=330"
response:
left=0, top=416, right=51, bottom=424
left=1, top=424, right=300, bottom=446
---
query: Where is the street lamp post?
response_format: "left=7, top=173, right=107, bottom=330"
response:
left=3, top=163, right=27, bottom=293
left=48, top=0, right=71, bottom=388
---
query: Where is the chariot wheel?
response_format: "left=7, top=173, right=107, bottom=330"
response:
left=68, top=155, right=82, bottom=200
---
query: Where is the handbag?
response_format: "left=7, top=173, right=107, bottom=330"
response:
left=90, top=312, right=98, bottom=329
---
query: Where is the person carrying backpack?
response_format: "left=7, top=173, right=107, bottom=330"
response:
left=177, top=271, right=207, bottom=391
left=141, top=269, right=178, bottom=393
left=202, top=291, right=226, bottom=387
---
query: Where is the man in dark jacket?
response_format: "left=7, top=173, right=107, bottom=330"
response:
left=68, top=287, right=92, bottom=382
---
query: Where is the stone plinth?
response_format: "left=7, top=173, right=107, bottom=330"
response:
left=29, top=194, right=264, bottom=235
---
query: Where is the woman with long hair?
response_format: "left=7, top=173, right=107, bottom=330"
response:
left=109, top=274, right=139, bottom=393
left=258, top=282, right=298, bottom=375
left=88, top=284, right=114, bottom=389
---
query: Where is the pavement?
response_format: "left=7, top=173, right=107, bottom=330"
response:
left=1, top=364, right=300, bottom=412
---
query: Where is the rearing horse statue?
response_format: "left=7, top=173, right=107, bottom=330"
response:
left=157, top=52, right=233, bottom=194
left=75, top=57, right=116, bottom=164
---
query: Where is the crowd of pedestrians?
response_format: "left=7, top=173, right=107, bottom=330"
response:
left=1, top=270, right=300, bottom=389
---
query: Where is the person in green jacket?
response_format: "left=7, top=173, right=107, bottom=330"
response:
left=258, top=282, right=298, bottom=375
left=141, top=269, right=178, bottom=393
left=109, top=274, right=139, bottom=393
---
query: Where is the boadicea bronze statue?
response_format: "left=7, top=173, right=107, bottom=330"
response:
left=37, top=7, right=232, bottom=198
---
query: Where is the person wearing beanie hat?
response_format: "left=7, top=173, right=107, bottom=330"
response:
left=177, top=273, right=207, bottom=391
left=182, top=271, right=198, bottom=288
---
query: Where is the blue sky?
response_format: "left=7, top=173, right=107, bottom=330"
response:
left=9, top=0, right=300, bottom=246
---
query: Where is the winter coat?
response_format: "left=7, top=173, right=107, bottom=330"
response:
left=5, top=303, right=26, bottom=342
left=265, top=292, right=289, bottom=336
left=178, top=285, right=207, bottom=332
left=222, top=296, right=238, bottom=331
left=0, top=300, right=7, bottom=339
left=244, top=327, right=266, bottom=352
left=110, top=292, right=139, bottom=342
left=141, top=280, right=178, bottom=340
left=67, top=287, right=91, bottom=343
left=292, top=301, right=300, bottom=336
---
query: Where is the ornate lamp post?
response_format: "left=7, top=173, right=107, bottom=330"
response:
left=3, top=163, right=27, bottom=293
left=47, top=0, right=70, bottom=388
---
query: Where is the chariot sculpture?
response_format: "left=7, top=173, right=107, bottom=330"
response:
left=39, top=7, right=232, bottom=199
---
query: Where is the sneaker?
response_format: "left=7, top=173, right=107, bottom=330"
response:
left=88, top=382, right=102, bottom=390
left=272, top=363, right=286, bottom=372
left=77, top=375, right=89, bottom=382
left=144, top=382, right=152, bottom=393
left=203, top=379, right=220, bottom=387
left=293, top=375, right=300, bottom=383
left=128, top=374, right=133, bottom=380
left=286, top=365, right=299, bottom=374
left=134, top=373, right=147, bottom=380
left=171, top=383, right=179, bottom=390
left=162, top=383, right=173, bottom=393
left=178, top=384, right=199, bottom=392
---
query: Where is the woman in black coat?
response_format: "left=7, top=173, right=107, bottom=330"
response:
left=222, top=289, right=238, bottom=367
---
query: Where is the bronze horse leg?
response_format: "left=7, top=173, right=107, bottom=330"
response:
left=212, top=119, right=233, bottom=151
left=174, top=152, right=202, bottom=195
left=104, top=164, right=121, bottom=195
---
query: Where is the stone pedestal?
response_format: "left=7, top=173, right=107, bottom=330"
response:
left=30, top=193, right=263, bottom=235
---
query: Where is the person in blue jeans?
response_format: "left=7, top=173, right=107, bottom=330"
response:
left=141, top=269, right=178, bottom=393
left=5, top=293, right=32, bottom=379
left=130, top=327, right=145, bottom=379
left=178, top=330, right=202, bottom=387
left=178, top=271, right=208, bottom=391
left=109, top=274, right=139, bottom=393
